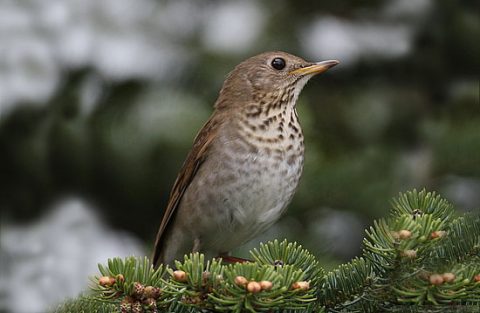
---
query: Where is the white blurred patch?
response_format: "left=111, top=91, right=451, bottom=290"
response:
left=0, top=198, right=144, bottom=313
left=383, top=0, right=432, bottom=19
left=154, top=1, right=205, bottom=39
left=302, top=16, right=412, bottom=65
left=0, top=35, right=60, bottom=115
left=0, top=0, right=195, bottom=117
left=201, top=1, right=265, bottom=54
left=301, top=0, right=433, bottom=65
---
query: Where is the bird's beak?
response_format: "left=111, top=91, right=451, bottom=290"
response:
left=289, top=60, right=340, bottom=76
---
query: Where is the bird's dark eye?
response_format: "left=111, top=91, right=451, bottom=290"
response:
left=271, top=57, right=286, bottom=70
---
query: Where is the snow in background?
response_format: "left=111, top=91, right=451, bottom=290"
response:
left=301, top=0, right=432, bottom=64
left=0, top=0, right=201, bottom=116
left=0, top=198, right=144, bottom=313
left=201, top=1, right=265, bottom=53
left=0, top=0, right=269, bottom=118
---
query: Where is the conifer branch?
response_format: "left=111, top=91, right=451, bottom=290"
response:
left=52, top=189, right=480, bottom=312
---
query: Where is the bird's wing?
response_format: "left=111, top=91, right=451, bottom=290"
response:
left=152, top=115, right=219, bottom=267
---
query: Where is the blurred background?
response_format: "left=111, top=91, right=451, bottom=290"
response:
left=0, top=0, right=478, bottom=312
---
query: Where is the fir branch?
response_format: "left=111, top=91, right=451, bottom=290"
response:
left=52, top=190, right=480, bottom=312
left=319, top=257, right=375, bottom=311
left=433, top=215, right=480, bottom=264
left=250, top=239, right=324, bottom=285
left=390, top=189, right=455, bottom=221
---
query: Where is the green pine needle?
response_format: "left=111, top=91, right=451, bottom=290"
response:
left=52, top=190, right=480, bottom=313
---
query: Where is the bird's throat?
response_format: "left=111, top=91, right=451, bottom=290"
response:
left=238, top=103, right=303, bottom=153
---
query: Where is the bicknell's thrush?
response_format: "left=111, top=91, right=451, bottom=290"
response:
left=152, top=51, right=339, bottom=266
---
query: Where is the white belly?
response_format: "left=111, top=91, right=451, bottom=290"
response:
left=230, top=152, right=300, bottom=227
left=195, top=137, right=304, bottom=252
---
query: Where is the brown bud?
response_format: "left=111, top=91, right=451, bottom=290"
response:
left=398, top=230, right=412, bottom=240
left=99, top=276, right=114, bottom=287
left=144, top=286, right=161, bottom=299
left=401, top=249, right=417, bottom=258
left=173, top=270, right=187, bottom=282
left=429, top=274, right=444, bottom=285
left=234, top=275, right=249, bottom=287
left=418, top=271, right=430, bottom=281
left=120, top=302, right=132, bottom=313
left=133, top=282, right=145, bottom=297
left=131, top=301, right=142, bottom=313
left=474, top=274, right=480, bottom=282
left=442, top=273, right=456, bottom=283
left=391, top=231, right=400, bottom=240
left=292, top=281, right=310, bottom=291
left=143, top=285, right=154, bottom=297
left=153, top=287, right=161, bottom=298
left=259, top=280, right=273, bottom=291
left=182, top=295, right=202, bottom=304
left=247, top=281, right=262, bottom=293
left=116, top=274, right=125, bottom=283
left=143, top=297, right=156, bottom=308
left=430, top=230, right=446, bottom=239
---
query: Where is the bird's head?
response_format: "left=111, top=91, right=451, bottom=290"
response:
left=215, top=51, right=339, bottom=111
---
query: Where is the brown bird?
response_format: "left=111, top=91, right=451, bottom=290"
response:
left=152, top=51, right=338, bottom=266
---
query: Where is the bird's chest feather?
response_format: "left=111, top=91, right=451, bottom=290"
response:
left=231, top=148, right=303, bottom=225
left=215, top=115, right=305, bottom=231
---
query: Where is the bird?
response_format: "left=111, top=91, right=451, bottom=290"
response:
left=152, top=51, right=339, bottom=266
